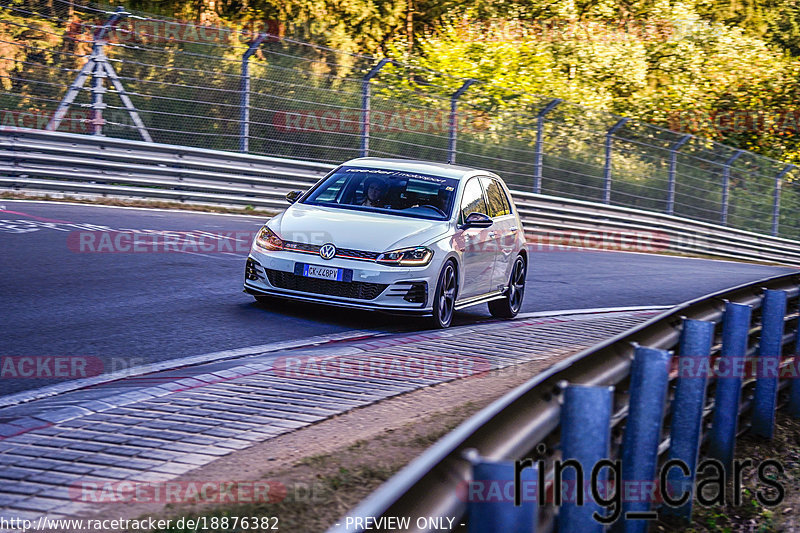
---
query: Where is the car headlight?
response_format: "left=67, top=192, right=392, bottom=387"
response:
left=254, top=226, right=284, bottom=251
left=376, top=246, right=433, bottom=267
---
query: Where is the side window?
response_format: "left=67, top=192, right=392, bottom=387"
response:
left=480, top=177, right=511, bottom=218
left=460, top=178, right=488, bottom=223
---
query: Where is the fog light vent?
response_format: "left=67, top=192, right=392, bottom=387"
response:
left=403, top=282, right=427, bottom=304
left=246, top=258, right=264, bottom=281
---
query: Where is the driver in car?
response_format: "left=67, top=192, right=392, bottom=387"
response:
left=362, top=177, right=389, bottom=208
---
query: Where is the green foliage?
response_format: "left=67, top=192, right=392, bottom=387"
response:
left=5, top=0, right=800, bottom=237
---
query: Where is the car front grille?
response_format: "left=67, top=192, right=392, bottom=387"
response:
left=337, top=248, right=380, bottom=260
left=265, top=269, right=388, bottom=300
left=282, top=241, right=380, bottom=261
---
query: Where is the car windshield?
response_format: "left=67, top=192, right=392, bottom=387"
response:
left=301, top=166, right=459, bottom=220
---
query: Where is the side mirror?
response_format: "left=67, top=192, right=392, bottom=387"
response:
left=461, top=212, right=493, bottom=229
left=286, top=190, right=303, bottom=204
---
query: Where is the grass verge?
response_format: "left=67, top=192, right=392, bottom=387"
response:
left=657, top=409, right=800, bottom=532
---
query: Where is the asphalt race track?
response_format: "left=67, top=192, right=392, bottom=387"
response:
left=1, top=200, right=795, bottom=396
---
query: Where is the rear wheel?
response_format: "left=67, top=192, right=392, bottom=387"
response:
left=429, top=260, right=457, bottom=329
left=488, top=255, right=526, bottom=319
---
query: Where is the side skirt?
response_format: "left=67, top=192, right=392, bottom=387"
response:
left=454, top=289, right=506, bottom=311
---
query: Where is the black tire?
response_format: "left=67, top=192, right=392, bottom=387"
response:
left=428, top=260, right=457, bottom=329
left=488, top=255, right=526, bottom=319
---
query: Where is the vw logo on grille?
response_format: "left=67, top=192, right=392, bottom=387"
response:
left=319, top=243, right=337, bottom=260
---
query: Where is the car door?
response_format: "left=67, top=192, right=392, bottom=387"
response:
left=455, top=177, right=495, bottom=299
left=479, top=177, right=518, bottom=292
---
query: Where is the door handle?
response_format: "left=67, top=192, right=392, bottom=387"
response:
left=488, top=231, right=497, bottom=238
left=509, top=226, right=519, bottom=233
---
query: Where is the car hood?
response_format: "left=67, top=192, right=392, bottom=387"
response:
left=269, top=203, right=450, bottom=251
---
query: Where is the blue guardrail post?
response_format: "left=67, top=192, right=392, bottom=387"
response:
left=467, top=459, right=537, bottom=533
left=708, top=302, right=752, bottom=475
left=662, top=319, right=715, bottom=522
left=790, top=313, right=800, bottom=418
left=615, top=346, right=671, bottom=533
left=752, top=289, right=788, bottom=437
left=558, top=384, right=614, bottom=533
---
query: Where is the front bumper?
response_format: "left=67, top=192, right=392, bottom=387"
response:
left=244, top=249, right=436, bottom=314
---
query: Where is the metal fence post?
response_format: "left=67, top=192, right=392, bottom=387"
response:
left=616, top=346, right=670, bottom=533
left=240, top=34, right=266, bottom=153
left=708, top=302, right=752, bottom=475
left=603, top=118, right=629, bottom=205
left=720, top=150, right=743, bottom=225
left=559, top=384, right=613, bottom=533
left=360, top=58, right=391, bottom=158
left=467, top=457, right=537, bottom=533
left=663, top=319, right=715, bottom=522
left=667, top=134, right=692, bottom=215
left=751, top=289, right=788, bottom=438
left=448, top=79, right=476, bottom=164
left=772, top=164, right=795, bottom=236
left=533, top=99, right=562, bottom=194
left=89, top=9, right=126, bottom=136
left=89, top=47, right=107, bottom=136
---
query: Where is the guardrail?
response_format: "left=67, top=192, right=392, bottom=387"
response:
left=330, top=273, right=800, bottom=533
left=516, top=192, right=800, bottom=266
left=3, top=128, right=800, bottom=266
left=0, top=128, right=332, bottom=210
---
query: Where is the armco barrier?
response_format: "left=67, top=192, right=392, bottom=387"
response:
left=331, top=273, right=800, bottom=532
left=3, top=128, right=800, bottom=266
left=0, top=128, right=332, bottom=210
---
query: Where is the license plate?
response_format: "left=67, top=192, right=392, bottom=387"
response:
left=302, top=264, right=344, bottom=281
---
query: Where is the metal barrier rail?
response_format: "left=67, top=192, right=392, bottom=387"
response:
left=0, top=128, right=333, bottom=209
left=514, top=192, right=800, bottom=266
left=330, top=272, right=800, bottom=533
left=4, top=128, right=800, bottom=266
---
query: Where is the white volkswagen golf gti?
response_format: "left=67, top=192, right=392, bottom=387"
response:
left=244, top=158, right=527, bottom=328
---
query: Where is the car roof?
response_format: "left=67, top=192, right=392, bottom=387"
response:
left=341, top=158, right=497, bottom=181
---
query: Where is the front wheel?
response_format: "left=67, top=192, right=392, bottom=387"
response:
left=428, top=261, right=457, bottom=329
left=488, top=255, right=526, bottom=319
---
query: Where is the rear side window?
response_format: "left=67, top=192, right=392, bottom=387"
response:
left=480, top=177, right=511, bottom=218
left=460, top=177, right=488, bottom=222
